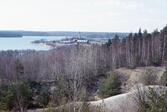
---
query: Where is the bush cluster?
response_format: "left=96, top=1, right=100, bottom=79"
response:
left=98, top=72, right=121, bottom=98
left=136, top=88, right=167, bottom=112
left=0, top=81, right=49, bottom=111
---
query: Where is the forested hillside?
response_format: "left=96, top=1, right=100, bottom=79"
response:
left=0, top=25, right=167, bottom=112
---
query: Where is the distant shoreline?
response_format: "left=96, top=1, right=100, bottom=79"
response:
left=0, top=36, right=22, bottom=38
left=0, top=31, right=128, bottom=38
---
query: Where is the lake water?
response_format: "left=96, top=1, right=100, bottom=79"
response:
left=0, top=36, right=67, bottom=51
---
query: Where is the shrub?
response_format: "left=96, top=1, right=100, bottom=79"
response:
left=0, top=82, right=33, bottom=111
left=146, top=88, right=167, bottom=112
left=127, top=63, right=137, bottom=69
left=98, top=72, right=121, bottom=98
left=160, top=69, right=167, bottom=86
left=27, top=81, right=49, bottom=108
left=0, top=86, right=14, bottom=111
left=140, top=69, right=158, bottom=85
left=135, top=87, right=167, bottom=112
left=79, top=88, right=90, bottom=112
left=0, top=81, right=50, bottom=111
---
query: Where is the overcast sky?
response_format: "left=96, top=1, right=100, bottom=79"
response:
left=0, top=0, right=166, bottom=32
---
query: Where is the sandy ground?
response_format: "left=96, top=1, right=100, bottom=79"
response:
left=115, top=66, right=166, bottom=92
left=90, top=85, right=167, bottom=112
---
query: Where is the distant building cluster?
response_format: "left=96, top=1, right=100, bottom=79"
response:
left=61, top=38, right=89, bottom=44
